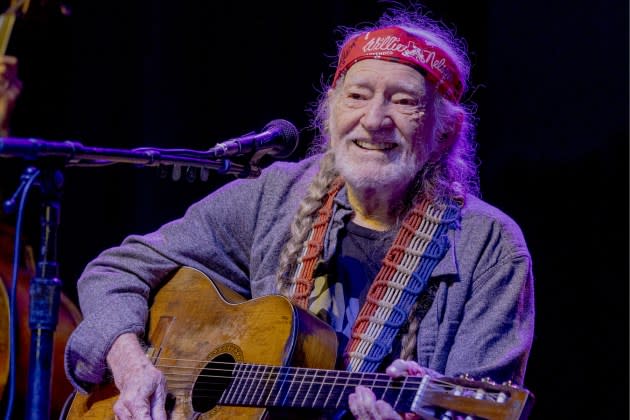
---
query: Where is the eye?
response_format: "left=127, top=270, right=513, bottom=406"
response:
left=341, top=88, right=370, bottom=108
left=393, top=96, right=419, bottom=106
left=347, top=91, right=365, bottom=100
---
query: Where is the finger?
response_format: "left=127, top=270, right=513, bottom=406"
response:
left=125, top=400, right=152, bottom=420
left=357, top=386, right=379, bottom=419
left=113, top=399, right=133, bottom=420
left=385, top=359, right=424, bottom=378
left=356, top=385, right=376, bottom=404
left=386, top=359, right=410, bottom=378
left=118, top=390, right=152, bottom=420
left=349, top=386, right=377, bottom=419
left=150, top=376, right=168, bottom=420
left=375, top=400, right=403, bottom=420
left=348, top=392, right=359, bottom=414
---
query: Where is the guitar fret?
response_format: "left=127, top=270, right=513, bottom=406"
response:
left=255, top=364, right=272, bottom=406
left=232, top=363, right=254, bottom=405
left=244, top=364, right=264, bottom=406
left=285, top=367, right=303, bottom=407
left=392, top=375, right=408, bottom=411
left=401, top=376, right=427, bottom=413
left=221, top=363, right=242, bottom=404
left=380, top=375, right=391, bottom=408
left=292, top=367, right=310, bottom=407
left=271, top=366, right=292, bottom=407
left=339, top=371, right=362, bottom=408
left=263, top=366, right=281, bottom=407
left=368, top=373, right=379, bottom=399
left=381, top=376, right=406, bottom=412
left=334, top=371, right=353, bottom=408
left=323, top=370, right=341, bottom=408
left=311, top=369, right=330, bottom=408
left=304, top=368, right=323, bottom=408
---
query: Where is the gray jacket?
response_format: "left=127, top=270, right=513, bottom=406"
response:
left=65, top=155, right=535, bottom=393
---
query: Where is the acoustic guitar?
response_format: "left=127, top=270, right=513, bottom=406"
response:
left=64, top=267, right=534, bottom=419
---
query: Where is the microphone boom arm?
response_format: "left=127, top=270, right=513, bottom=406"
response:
left=0, top=137, right=261, bottom=178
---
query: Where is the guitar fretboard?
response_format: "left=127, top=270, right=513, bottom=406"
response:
left=218, top=363, right=424, bottom=412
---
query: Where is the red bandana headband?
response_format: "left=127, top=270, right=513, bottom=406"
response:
left=333, top=27, right=464, bottom=103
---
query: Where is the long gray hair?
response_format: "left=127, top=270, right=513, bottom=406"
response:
left=277, top=6, right=479, bottom=309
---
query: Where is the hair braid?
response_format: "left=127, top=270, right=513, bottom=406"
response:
left=276, top=150, right=338, bottom=294
left=399, top=300, right=420, bottom=361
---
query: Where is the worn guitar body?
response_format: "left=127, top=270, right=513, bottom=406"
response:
left=65, top=266, right=338, bottom=419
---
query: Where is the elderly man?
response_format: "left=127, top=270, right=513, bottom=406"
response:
left=65, top=5, right=534, bottom=420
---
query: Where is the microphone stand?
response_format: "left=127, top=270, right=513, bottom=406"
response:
left=26, top=165, right=63, bottom=420
left=0, top=136, right=267, bottom=419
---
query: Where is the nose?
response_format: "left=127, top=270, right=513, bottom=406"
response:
left=360, top=98, right=394, bottom=131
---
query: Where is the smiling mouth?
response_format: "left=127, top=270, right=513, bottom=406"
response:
left=353, top=140, right=397, bottom=151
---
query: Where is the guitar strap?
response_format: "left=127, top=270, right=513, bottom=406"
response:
left=286, top=179, right=460, bottom=373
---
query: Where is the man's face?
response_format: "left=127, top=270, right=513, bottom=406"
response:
left=329, top=59, right=438, bottom=193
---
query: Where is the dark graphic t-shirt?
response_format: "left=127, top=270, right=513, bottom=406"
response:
left=307, top=221, right=394, bottom=369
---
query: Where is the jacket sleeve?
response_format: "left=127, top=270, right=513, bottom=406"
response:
left=64, top=174, right=267, bottom=393
left=444, top=251, right=535, bottom=385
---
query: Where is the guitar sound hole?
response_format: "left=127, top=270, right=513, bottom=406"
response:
left=191, top=353, right=236, bottom=413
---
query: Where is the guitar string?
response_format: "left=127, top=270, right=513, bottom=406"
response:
left=159, top=388, right=441, bottom=406
left=148, top=363, right=505, bottom=402
left=158, top=380, right=499, bottom=409
left=162, top=380, right=449, bottom=402
left=161, top=383, right=500, bottom=404
left=150, top=358, right=503, bottom=396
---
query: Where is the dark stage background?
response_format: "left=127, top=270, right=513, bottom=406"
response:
left=0, top=0, right=627, bottom=418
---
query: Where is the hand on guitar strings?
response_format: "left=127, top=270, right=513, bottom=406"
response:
left=348, top=359, right=441, bottom=420
left=107, top=333, right=168, bottom=420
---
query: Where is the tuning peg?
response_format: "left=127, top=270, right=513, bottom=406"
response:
left=158, top=164, right=170, bottom=179
left=171, top=165, right=182, bottom=181
left=185, top=166, right=197, bottom=182
left=501, top=380, right=520, bottom=388
left=200, top=167, right=209, bottom=182
left=481, top=377, right=495, bottom=385
left=473, top=388, right=486, bottom=400
left=458, top=373, right=474, bottom=381
left=497, top=391, right=508, bottom=403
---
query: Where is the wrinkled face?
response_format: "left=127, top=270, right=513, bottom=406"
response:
left=329, top=59, right=438, bottom=193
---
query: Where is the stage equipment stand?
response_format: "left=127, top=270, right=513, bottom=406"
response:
left=0, top=122, right=297, bottom=419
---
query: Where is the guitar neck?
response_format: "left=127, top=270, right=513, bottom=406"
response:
left=217, top=364, right=530, bottom=420
left=220, top=365, right=410, bottom=412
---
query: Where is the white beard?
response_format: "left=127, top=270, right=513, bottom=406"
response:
left=332, top=141, right=426, bottom=195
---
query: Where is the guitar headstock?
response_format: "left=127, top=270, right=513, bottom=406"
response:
left=413, top=374, right=535, bottom=420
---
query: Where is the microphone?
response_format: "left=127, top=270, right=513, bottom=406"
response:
left=208, top=119, right=299, bottom=160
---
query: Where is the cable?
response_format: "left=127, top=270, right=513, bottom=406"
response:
left=3, top=167, right=40, bottom=420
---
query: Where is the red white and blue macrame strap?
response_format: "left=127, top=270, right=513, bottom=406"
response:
left=343, top=200, right=459, bottom=373
left=287, top=180, right=460, bottom=373
left=288, top=178, right=345, bottom=307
